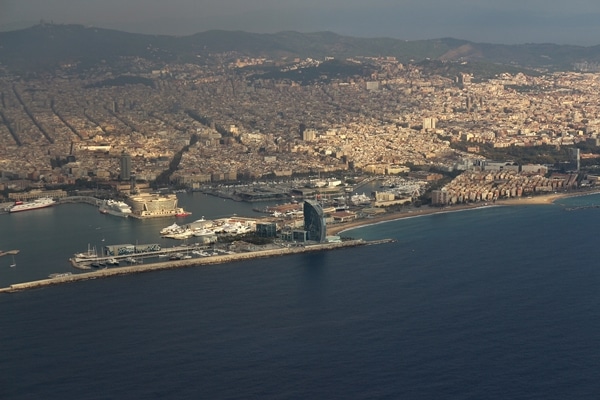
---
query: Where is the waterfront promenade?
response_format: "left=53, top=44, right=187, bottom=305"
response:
left=0, top=239, right=393, bottom=293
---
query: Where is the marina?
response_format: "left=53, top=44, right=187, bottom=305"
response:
left=159, top=216, right=257, bottom=240
left=69, top=242, right=209, bottom=270
left=0, top=185, right=387, bottom=288
left=0, top=192, right=281, bottom=288
left=1, top=239, right=394, bottom=293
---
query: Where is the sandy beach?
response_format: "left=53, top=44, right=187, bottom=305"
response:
left=327, top=189, right=600, bottom=236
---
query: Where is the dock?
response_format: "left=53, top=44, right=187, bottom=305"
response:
left=69, top=243, right=207, bottom=270
left=0, top=239, right=395, bottom=293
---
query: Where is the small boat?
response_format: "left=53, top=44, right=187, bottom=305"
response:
left=160, top=223, right=180, bottom=235
left=9, top=255, right=16, bottom=268
left=175, top=208, right=192, bottom=217
left=75, top=244, right=98, bottom=260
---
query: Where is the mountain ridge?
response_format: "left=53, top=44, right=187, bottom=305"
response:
left=1, top=23, right=599, bottom=74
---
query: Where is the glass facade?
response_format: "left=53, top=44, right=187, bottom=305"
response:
left=256, top=222, right=278, bottom=238
left=303, top=200, right=326, bottom=243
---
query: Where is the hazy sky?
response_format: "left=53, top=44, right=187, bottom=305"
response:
left=1, top=0, right=599, bottom=46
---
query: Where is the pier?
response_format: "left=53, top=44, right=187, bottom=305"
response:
left=0, top=239, right=395, bottom=293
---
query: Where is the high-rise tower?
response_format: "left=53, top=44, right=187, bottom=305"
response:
left=303, top=200, right=326, bottom=243
left=120, top=153, right=131, bottom=181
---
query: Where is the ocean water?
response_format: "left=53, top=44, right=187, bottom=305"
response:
left=1, top=193, right=600, bottom=399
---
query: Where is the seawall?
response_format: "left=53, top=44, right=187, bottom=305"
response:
left=0, top=239, right=394, bottom=293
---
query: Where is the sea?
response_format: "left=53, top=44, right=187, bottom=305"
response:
left=1, top=191, right=600, bottom=399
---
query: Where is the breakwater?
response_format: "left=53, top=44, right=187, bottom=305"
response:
left=0, top=239, right=394, bottom=293
left=0, top=249, right=19, bottom=257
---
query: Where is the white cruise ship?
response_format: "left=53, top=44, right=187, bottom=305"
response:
left=99, top=200, right=132, bottom=218
left=10, top=197, right=56, bottom=213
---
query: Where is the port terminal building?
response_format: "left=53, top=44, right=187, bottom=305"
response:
left=128, top=193, right=185, bottom=218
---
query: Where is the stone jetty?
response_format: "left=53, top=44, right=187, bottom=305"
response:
left=0, top=239, right=394, bottom=293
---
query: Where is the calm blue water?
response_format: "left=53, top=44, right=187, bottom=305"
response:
left=1, top=193, right=600, bottom=399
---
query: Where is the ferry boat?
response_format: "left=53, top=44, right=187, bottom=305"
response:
left=99, top=199, right=132, bottom=218
left=9, top=197, right=56, bottom=213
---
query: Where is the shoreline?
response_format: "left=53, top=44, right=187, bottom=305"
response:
left=3, top=188, right=599, bottom=293
left=328, top=189, right=600, bottom=236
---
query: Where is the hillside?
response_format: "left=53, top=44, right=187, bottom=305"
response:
left=1, top=23, right=600, bottom=74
